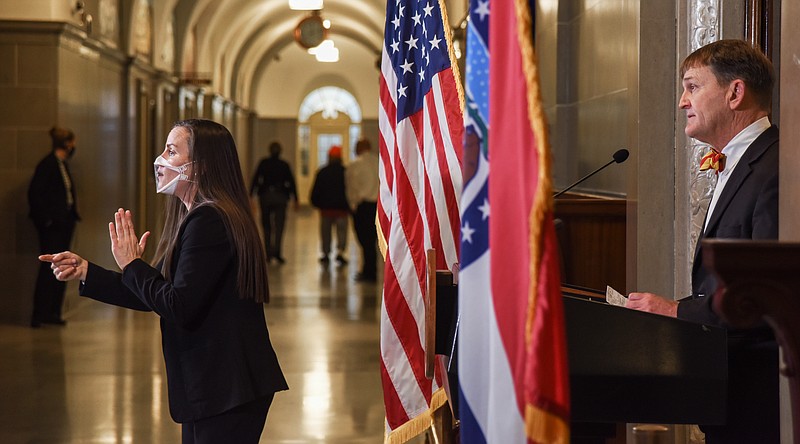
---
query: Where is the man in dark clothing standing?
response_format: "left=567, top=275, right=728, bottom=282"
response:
left=310, top=146, right=349, bottom=266
left=28, top=126, right=80, bottom=327
left=250, top=141, right=298, bottom=264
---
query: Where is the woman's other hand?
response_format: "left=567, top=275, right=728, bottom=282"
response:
left=109, top=208, right=150, bottom=271
left=40, top=251, right=88, bottom=282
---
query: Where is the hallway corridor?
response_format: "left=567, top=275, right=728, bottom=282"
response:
left=0, top=207, right=386, bottom=443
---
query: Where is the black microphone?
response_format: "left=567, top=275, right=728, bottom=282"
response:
left=553, top=149, right=629, bottom=198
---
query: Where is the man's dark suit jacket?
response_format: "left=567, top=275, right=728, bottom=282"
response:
left=80, top=205, right=288, bottom=423
left=677, top=124, right=779, bottom=443
left=28, top=152, right=79, bottom=228
left=679, top=125, right=779, bottom=325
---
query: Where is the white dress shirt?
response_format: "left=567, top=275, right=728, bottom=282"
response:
left=345, top=150, right=380, bottom=210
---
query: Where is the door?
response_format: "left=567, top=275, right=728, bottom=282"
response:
left=296, top=111, right=352, bottom=204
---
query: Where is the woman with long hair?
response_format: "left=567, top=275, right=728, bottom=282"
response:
left=40, top=119, right=288, bottom=443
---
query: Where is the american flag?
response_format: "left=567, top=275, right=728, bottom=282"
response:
left=459, top=0, right=570, bottom=443
left=378, top=0, right=463, bottom=440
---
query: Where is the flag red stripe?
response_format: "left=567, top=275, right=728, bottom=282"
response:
left=378, top=76, right=396, bottom=242
left=378, top=74, right=397, bottom=193
left=383, top=278, right=432, bottom=402
left=403, top=110, right=447, bottom=272
left=384, top=117, right=437, bottom=404
left=395, top=116, right=433, bottom=295
left=417, top=108, right=450, bottom=271
left=436, top=70, right=465, bottom=261
left=380, top=357, right=411, bottom=428
left=424, top=78, right=461, bottom=266
left=377, top=137, right=393, bottom=243
left=437, top=68, right=465, bottom=167
left=382, top=248, right=433, bottom=404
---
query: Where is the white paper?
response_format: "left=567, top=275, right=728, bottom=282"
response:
left=605, top=285, right=627, bottom=307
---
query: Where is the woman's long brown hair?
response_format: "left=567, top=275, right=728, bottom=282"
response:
left=151, top=119, right=269, bottom=303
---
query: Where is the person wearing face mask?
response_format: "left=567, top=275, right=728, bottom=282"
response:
left=154, top=154, right=193, bottom=195
left=39, top=119, right=288, bottom=443
left=27, top=126, right=80, bottom=328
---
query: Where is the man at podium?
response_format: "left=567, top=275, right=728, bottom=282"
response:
left=626, top=40, right=779, bottom=443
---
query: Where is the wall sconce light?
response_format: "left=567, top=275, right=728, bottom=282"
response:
left=452, top=12, right=467, bottom=60
left=289, top=0, right=323, bottom=10
left=72, top=1, right=93, bottom=34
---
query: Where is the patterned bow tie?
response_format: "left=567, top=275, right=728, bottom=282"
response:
left=699, top=149, right=726, bottom=174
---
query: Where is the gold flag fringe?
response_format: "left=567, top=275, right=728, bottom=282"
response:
left=384, top=389, right=449, bottom=444
left=515, top=0, right=554, bottom=356
left=526, top=405, right=571, bottom=444
left=437, top=0, right=465, bottom=113
left=377, top=211, right=387, bottom=260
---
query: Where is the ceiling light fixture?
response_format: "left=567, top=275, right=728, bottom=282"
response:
left=309, top=39, right=339, bottom=63
left=289, top=0, right=323, bottom=10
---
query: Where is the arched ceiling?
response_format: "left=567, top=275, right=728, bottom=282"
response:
left=170, top=0, right=387, bottom=112
left=165, top=0, right=467, bottom=116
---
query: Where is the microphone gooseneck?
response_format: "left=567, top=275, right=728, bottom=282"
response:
left=554, top=148, right=629, bottom=198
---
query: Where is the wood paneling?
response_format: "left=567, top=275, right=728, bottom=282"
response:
left=554, top=192, right=626, bottom=292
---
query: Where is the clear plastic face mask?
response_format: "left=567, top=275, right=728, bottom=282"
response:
left=154, top=156, right=193, bottom=195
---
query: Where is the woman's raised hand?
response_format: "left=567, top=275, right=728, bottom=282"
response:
left=109, top=208, right=150, bottom=271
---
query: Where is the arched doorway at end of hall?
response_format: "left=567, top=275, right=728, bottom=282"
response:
left=295, top=86, right=362, bottom=205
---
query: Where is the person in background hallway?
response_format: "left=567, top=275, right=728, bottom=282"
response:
left=250, top=141, right=298, bottom=264
left=345, top=138, right=379, bottom=282
left=626, top=40, right=779, bottom=444
left=310, top=145, right=349, bottom=266
left=28, top=126, right=80, bottom=328
left=40, top=119, right=288, bottom=444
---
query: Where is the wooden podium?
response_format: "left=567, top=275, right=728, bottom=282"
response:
left=703, top=239, right=800, bottom=443
left=426, top=277, right=729, bottom=443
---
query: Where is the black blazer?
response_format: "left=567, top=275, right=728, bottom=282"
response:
left=28, top=152, right=79, bottom=229
left=678, top=125, right=779, bottom=329
left=80, top=205, right=288, bottom=422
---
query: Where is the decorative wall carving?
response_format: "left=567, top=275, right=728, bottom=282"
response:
left=690, top=0, right=719, bottom=49
left=161, top=19, right=174, bottom=67
left=99, top=0, right=118, bottom=46
left=686, top=0, right=719, bottom=271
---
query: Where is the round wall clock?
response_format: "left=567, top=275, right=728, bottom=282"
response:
left=295, top=14, right=328, bottom=49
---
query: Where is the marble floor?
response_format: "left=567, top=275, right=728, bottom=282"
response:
left=0, top=207, right=398, bottom=443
